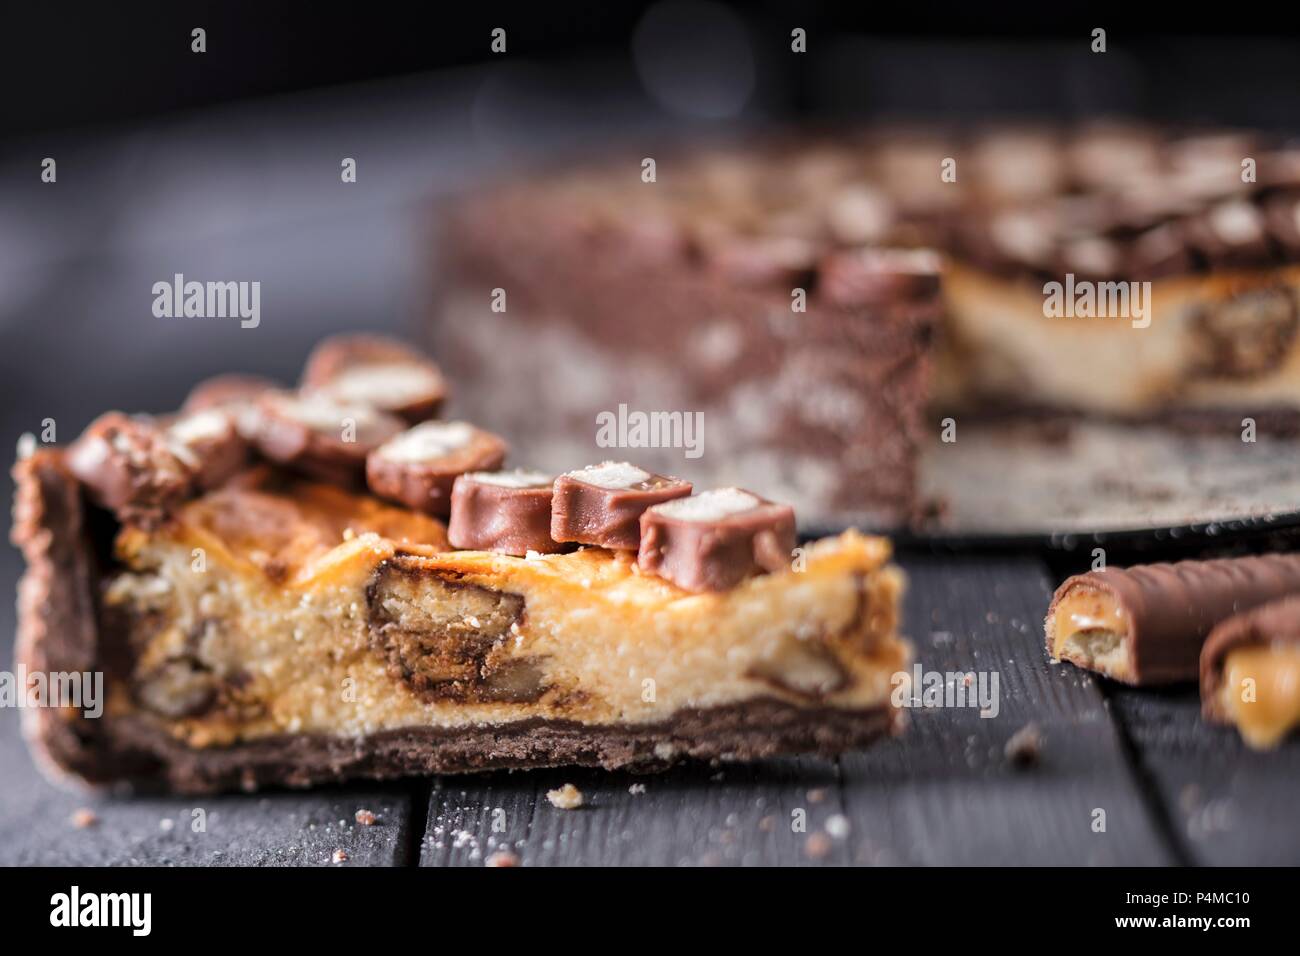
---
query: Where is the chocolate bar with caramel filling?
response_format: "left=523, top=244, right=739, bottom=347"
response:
left=1201, top=596, right=1300, bottom=749
left=1045, top=554, right=1300, bottom=685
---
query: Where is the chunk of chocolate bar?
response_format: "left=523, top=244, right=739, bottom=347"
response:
left=300, top=334, right=447, bottom=423
left=448, top=469, right=565, bottom=556
left=66, top=410, right=248, bottom=527
left=1201, top=596, right=1300, bottom=749
left=249, top=391, right=405, bottom=485
left=638, top=488, right=796, bottom=592
left=182, top=374, right=279, bottom=440
left=818, top=248, right=943, bottom=309
left=366, top=421, right=508, bottom=517
left=551, top=461, right=691, bottom=550
left=1045, top=554, right=1300, bottom=685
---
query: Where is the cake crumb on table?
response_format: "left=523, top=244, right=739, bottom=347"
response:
left=547, top=783, right=585, bottom=809
left=1004, top=722, right=1045, bottom=767
left=331, top=849, right=348, bottom=864
left=804, top=831, right=833, bottom=860
left=71, top=808, right=98, bottom=829
left=485, top=850, right=520, bottom=867
left=354, top=809, right=377, bottom=826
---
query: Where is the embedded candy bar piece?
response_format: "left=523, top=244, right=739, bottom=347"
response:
left=551, top=461, right=692, bottom=550
left=182, top=374, right=279, bottom=439
left=1045, top=554, right=1300, bottom=686
left=638, top=488, right=796, bottom=592
left=448, top=469, right=565, bottom=556
left=66, top=410, right=248, bottom=527
left=1201, top=596, right=1300, bottom=750
left=366, top=421, right=508, bottom=517
left=300, top=334, right=447, bottom=423
left=250, top=391, right=405, bottom=485
left=818, top=248, right=943, bottom=309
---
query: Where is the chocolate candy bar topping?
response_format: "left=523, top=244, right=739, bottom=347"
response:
left=638, top=487, right=797, bottom=592
left=366, top=420, right=508, bottom=516
left=551, top=461, right=691, bottom=550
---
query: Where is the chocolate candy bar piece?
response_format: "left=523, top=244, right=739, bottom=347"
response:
left=1045, top=554, right=1300, bottom=685
left=249, top=391, right=405, bottom=485
left=448, top=469, right=565, bottom=556
left=1201, top=596, right=1300, bottom=749
left=638, top=488, right=796, bottom=592
left=300, top=334, right=448, bottom=424
left=551, top=461, right=692, bottom=550
left=818, top=247, right=943, bottom=309
left=66, top=410, right=248, bottom=527
left=366, top=421, right=508, bottom=517
left=182, top=373, right=279, bottom=439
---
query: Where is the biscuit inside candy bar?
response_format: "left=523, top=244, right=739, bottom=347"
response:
left=652, top=488, right=761, bottom=521
left=469, top=468, right=552, bottom=488
left=376, top=421, right=477, bottom=462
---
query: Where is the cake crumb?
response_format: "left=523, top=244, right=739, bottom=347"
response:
left=355, top=809, right=377, bottom=826
left=485, top=850, right=520, bottom=867
left=331, top=849, right=349, bottom=864
left=1004, top=722, right=1044, bottom=767
left=628, top=783, right=647, bottom=795
left=547, top=784, right=585, bottom=809
left=71, top=808, right=98, bottom=829
left=807, top=788, right=827, bottom=804
left=805, top=831, right=833, bottom=860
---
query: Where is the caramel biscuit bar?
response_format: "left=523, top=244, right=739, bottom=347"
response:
left=1046, top=554, right=1300, bottom=685
left=1201, top=596, right=1300, bottom=749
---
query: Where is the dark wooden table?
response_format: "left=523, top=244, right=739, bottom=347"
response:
left=2, top=70, right=1297, bottom=867
left=3, top=553, right=1296, bottom=866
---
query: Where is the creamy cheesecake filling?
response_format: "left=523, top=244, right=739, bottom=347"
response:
left=103, top=479, right=906, bottom=749
left=1051, top=586, right=1133, bottom=679
left=1218, top=645, right=1300, bottom=749
left=938, top=263, right=1300, bottom=414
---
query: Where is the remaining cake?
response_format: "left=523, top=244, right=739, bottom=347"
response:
left=434, top=125, right=1300, bottom=527
left=11, top=336, right=908, bottom=794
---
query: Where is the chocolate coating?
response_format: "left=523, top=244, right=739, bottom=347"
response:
left=638, top=488, right=797, bottom=592
left=1201, top=595, right=1300, bottom=722
left=366, top=421, right=508, bottom=517
left=1047, top=554, right=1300, bottom=685
left=182, top=374, right=280, bottom=440
left=249, top=391, right=405, bottom=485
left=448, top=470, right=565, bottom=556
left=551, top=462, right=691, bottom=550
left=300, top=334, right=447, bottom=424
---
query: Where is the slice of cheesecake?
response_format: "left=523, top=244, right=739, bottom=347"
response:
left=13, top=451, right=908, bottom=794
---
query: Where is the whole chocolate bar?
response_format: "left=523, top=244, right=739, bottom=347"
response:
left=300, top=334, right=447, bottom=424
left=551, top=461, right=691, bottom=550
left=638, top=488, right=796, bottom=592
left=448, top=469, right=565, bottom=556
left=1046, top=553, right=1300, bottom=685
left=366, top=421, right=508, bottom=517
left=1201, top=596, right=1300, bottom=749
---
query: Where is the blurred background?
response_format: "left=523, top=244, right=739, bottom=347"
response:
left=7, top=0, right=1300, bottom=642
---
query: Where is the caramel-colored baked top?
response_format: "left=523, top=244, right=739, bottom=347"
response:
left=117, top=467, right=449, bottom=582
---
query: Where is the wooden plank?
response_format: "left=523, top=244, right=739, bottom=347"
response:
left=1106, top=685, right=1300, bottom=866
left=419, top=757, right=851, bottom=867
left=0, top=709, right=418, bottom=866
left=833, top=556, right=1177, bottom=865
